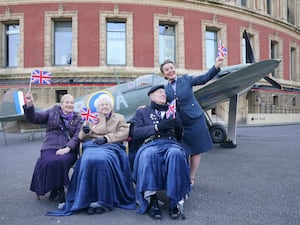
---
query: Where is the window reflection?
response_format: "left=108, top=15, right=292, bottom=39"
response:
left=159, top=24, right=175, bottom=64
left=107, top=21, right=126, bottom=65
left=205, top=30, right=217, bottom=68
left=54, top=21, right=72, bottom=65
left=290, top=48, right=296, bottom=81
left=270, top=41, right=278, bottom=77
left=6, top=24, right=19, bottom=67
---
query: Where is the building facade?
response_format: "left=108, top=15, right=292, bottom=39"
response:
left=0, top=0, right=299, bottom=123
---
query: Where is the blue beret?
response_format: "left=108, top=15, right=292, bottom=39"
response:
left=147, top=85, right=165, bottom=96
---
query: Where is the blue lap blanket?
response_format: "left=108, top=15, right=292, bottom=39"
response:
left=132, top=139, right=190, bottom=214
left=46, top=141, right=136, bottom=216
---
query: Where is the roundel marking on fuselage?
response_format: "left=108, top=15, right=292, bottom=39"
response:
left=87, top=91, right=114, bottom=112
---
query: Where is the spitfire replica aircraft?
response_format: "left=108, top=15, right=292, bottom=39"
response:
left=0, top=30, right=281, bottom=147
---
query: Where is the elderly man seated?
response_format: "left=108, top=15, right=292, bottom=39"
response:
left=131, top=85, right=190, bottom=220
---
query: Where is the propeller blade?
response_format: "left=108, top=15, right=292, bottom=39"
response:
left=264, top=76, right=282, bottom=89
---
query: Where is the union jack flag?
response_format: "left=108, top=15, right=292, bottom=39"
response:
left=80, top=107, right=99, bottom=124
left=166, top=99, right=176, bottom=119
left=217, top=41, right=228, bottom=57
left=31, top=69, right=52, bottom=84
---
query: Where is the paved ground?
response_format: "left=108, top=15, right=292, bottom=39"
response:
left=0, top=124, right=299, bottom=225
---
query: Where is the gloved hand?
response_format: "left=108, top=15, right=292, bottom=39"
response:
left=82, top=126, right=90, bottom=133
left=157, top=119, right=175, bottom=131
left=173, top=118, right=183, bottom=140
left=94, top=137, right=107, bottom=145
left=175, top=127, right=183, bottom=140
left=173, top=118, right=183, bottom=129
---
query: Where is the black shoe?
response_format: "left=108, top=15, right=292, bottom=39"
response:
left=95, top=206, right=106, bottom=214
left=148, top=195, right=162, bottom=220
left=87, top=207, right=95, bottom=215
left=48, top=189, right=58, bottom=201
left=58, top=187, right=65, bottom=203
left=169, top=206, right=180, bottom=219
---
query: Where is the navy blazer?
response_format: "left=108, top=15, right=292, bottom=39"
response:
left=165, top=65, right=220, bottom=122
left=132, top=106, right=158, bottom=141
left=164, top=65, right=221, bottom=154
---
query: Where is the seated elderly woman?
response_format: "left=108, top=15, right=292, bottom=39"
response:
left=23, top=92, right=82, bottom=209
left=47, top=94, right=135, bottom=216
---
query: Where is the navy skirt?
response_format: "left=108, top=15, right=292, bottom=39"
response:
left=180, top=113, right=213, bottom=155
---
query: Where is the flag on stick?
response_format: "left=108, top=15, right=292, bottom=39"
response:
left=31, top=69, right=52, bottom=84
left=29, top=69, right=52, bottom=91
left=217, top=41, right=228, bottom=57
left=166, top=99, right=176, bottom=119
left=80, top=107, right=99, bottom=124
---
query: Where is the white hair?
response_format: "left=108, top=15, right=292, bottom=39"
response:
left=94, top=94, right=113, bottom=108
left=60, top=94, right=74, bottom=103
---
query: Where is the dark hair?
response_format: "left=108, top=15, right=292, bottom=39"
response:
left=160, top=59, right=174, bottom=74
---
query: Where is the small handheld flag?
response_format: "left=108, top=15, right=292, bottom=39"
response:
left=31, top=69, right=52, bottom=84
left=80, top=107, right=99, bottom=124
left=29, top=69, right=52, bottom=91
left=166, top=99, right=176, bottom=119
left=217, top=41, right=227, bottom=57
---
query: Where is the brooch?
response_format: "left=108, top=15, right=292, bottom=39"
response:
left=150, top=113, right=156, bottom=120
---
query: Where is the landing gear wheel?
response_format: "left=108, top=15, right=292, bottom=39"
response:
left=209, top=124, right=226, bottom=143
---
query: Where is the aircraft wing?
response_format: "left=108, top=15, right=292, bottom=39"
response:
left=0, top=114, right=25, bottom=122
left=0, top=90, right=45, bottom=143
left=0, top=89, right=26, bottom=125
left=194, top=59, right=281, bottom=110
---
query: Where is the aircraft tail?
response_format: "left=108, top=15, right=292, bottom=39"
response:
left=0, top=89, right=25, bottom=117
left=243, top=30, right=256, bottom=63
left=243, top=29, right=281, bottom=89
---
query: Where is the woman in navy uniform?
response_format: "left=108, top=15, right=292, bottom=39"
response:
left=160, top=56, right=224, bottom=187
left=131, top=85, right=190, bottom=220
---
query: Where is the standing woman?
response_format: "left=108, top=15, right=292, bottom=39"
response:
left=160, top=56, right=224, bottom=187
left=23, top=92, right=82, bottom=208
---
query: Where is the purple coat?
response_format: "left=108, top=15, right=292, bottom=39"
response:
left=23, top=105, right=82, bottom=152
left=23, top=104, right=83, bottom=196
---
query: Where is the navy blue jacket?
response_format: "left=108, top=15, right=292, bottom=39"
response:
left=165, top=65, right=220, bottom=121
left=165, top=65, right=220, bottom=154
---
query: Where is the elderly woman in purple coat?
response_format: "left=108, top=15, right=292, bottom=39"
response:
left=23, top=92, right=82, bottom=209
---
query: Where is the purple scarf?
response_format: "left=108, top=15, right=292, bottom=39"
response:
left=60, top=110, right=76, bottom=129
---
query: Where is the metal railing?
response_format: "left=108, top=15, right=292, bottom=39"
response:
left=250, top=104, right=300, bottom=114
